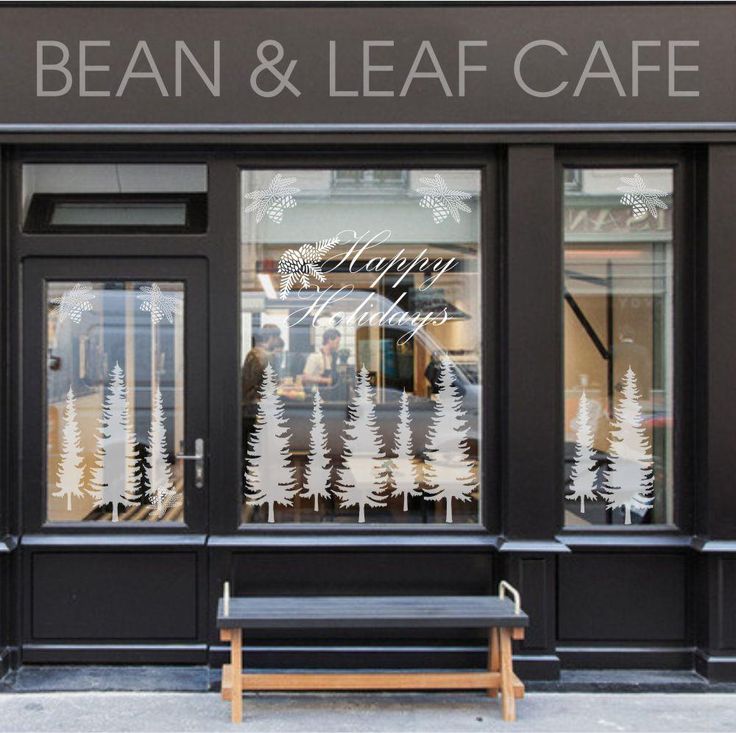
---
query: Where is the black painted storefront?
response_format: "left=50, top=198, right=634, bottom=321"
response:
left=1, top=3, right=736, bottom=687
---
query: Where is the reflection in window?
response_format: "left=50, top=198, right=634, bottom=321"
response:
left=46, top=281, right=185, bottom=522
left=241, top=169, right=482, bottom=524
left=563, top=168, right=674, bottom=526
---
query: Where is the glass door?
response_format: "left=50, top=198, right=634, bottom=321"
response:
left=22, top=258, right=208, bottom=532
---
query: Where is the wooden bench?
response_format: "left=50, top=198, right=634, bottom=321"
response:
left=217, top=581, right=529, bottom=723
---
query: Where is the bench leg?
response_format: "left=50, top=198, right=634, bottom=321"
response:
left=487, top=627, right=499, bottom=697
left=498, top=628, right=515, bottom=722
left=231, top=628, right=243, bottom=724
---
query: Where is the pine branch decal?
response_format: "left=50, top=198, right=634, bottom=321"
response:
left=277, top=236, right=340, bottom=298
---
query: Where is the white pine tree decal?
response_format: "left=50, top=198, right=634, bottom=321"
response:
left=388, top=390, right=421, bottom=512
left=51, top=387, right=86, bottom=511
left=145, top=387, right=178, bottom=517
left=423, top=358, right=476, bottom=523
left=244, top=363, right=298, bottom=522
left=51, top=282, right=95, bottom=324
left=601, top=366, right=654, bottom=525
left=88, top=362, right=139, bottom=522
left=334, top=366, right=388, bottom=523
left=566, top=391, right=599, bottom=513
left=301, top=390, right=333, bottom=511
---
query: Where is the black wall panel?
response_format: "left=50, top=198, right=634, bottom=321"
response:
left=31, top=551, right=198, bottom=641
left=718, top=557, right=736, bottom=650
left=558, top=553, right=687, bottom=643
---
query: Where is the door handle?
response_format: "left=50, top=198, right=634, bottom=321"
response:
left=176, top=438, right=205, bottom=489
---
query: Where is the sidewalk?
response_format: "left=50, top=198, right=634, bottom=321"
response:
left=0, top=692, right=734, bottom=733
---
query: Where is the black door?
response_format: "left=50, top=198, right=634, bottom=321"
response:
left=20, top=257, right=210, bottom=662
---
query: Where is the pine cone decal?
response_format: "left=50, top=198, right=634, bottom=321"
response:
left=415, top=174, right=472, bottom=224
left=277, top=237, right=340, bottom=299
left=617, top=174, right=669, bottom=221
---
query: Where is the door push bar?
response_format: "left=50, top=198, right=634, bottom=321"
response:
left=176, top=438, right=205, bottom=488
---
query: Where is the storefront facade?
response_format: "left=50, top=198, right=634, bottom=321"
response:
left=1, top=2, right=736, bottom=685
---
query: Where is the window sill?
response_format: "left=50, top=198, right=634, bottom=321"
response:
left=208, top=533, right=501, bottom=550
left=556, top=532, right=691, bottom=550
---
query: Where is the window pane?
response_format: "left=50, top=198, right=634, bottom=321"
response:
left=50, top=202, right=188, bottom=227
left=46, top=281, right=185, bottom=522
left=563, top=168, right=674, bottom=526
left=241, top=169, right=482, bottom=524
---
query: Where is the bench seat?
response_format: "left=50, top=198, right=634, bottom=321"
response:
left=217, top=589, right=528, bottom=724
left=217, top=595, right=529, bottom=629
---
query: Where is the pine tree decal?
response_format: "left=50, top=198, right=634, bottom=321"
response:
left=244, top=363, right=298, bottom=522
left=334, top=366, right=388, bottom=523
left=51, top=387, right=86, bottom=511
left=145, top=387, right=178, bottom=517
left=301, top=390, right=332, bottom=511
left=88, top=362, right=139, bottom=522
left=388, top=390, right=421, bottom=512
left=423, top=358, right=476, bottom=523
left=601, top=366, right=654, bottom=525
left=566, top=391, right=599, bottom=513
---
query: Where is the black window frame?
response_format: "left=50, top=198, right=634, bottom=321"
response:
left=556, top=148, right=696, bottom=537
left=234, top=153, right=500, bottom=538
left=24, top=192, right=207, bottom=234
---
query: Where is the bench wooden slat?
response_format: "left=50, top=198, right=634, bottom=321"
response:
left=220, top=665, right=525, bottom=696
left=217, top=595, right=528, bottom=629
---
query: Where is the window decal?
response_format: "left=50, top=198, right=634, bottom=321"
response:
left=334, top=365, right=389, bottom=523
left=415, top=173, right=473, bottom=224
left=601, top=366, right=654, bottom=525
left=388, top=390, right=422, bottom=512
left=422, top=358, right=477, bottom=523
left=566, top=391, right=599, bottom=514
left=145, top=387, right=178, bottom=517
left=52, top=387, right=86, bottom=511
left=137, top=282, right=182, bottom=324
left=301, top=391, right=333, bottom=512
left=50, top=282, right=95, bottom=324
left=244, top=362, right=299, bottom=522
left=617, top=174, right=669, bottom=221
left=277, top=236, right=341, bottom=299
left=243, top=173, right=300, bottom=224
left=244, top=358, right=476, bottom=524
left=564, top=368, right=655, bottom=525
left=89, top=362, right=140, bottom=522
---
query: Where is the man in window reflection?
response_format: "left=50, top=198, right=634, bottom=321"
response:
left=302, top=328, right=341, bottom=392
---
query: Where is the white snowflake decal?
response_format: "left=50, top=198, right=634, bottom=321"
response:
left=617, top=174, right=669, bottom=221
left=415, top=174, right=472, bottom=224
left=244, top=173, right=301, bottom=224
left=51, top=282, right=95, bottom=324
left=137, top=283, right=182, bottom=325
left=277, top=236, right=340, bottom=299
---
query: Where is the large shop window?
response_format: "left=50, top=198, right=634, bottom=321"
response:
left=563, top=168, right=674, bottom=527
left=240, top=169, right=482, bottom=524
left=46, top=281, right=185, bottom=523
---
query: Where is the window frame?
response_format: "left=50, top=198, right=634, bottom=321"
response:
left=24, top=192, right=207, bottom=234
left=234, top=152, right=499, bottom=537
left=556, top=148, right=696, bottom=537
